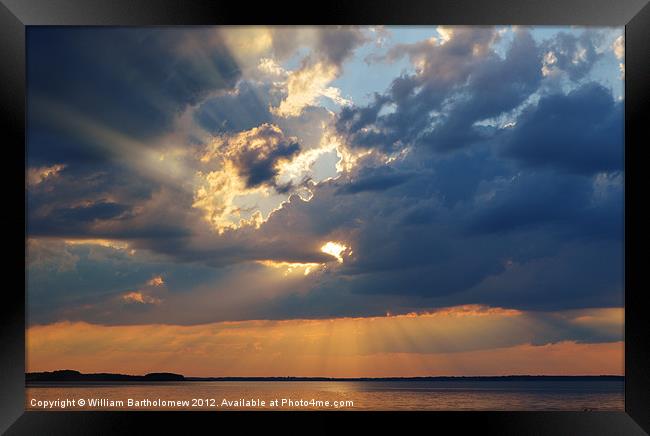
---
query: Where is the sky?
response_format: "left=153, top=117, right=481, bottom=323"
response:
left=26, top=26, right=625, bottom=377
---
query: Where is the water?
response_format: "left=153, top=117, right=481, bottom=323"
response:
left=26, top=380, right=623, bottom=411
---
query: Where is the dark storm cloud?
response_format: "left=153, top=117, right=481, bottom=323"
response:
left=27, top=166, right=196, bottom=245
left=27, top=129, right=110, bottom=168
left=48, top=201, right=131, bottom=223
left=419, top=30, right=542, bottom=152
left=236, top=138, right=299, bottom=189
left=220, top=123, right=302, bottom=190
left=28, top=165, right=129, bottom=235
left=25, top=27, right=359, bottom=247
left=26, top=27, right=624, bottom=325
left=416, top=147, right=509, bottom=208
left=336, top=166, right=413, bottom=194
left=246, top=122, right=622, bottom=311
left=27, top=27, right=240, bottom=145
left=26, top=27, right=244, bottom=239
left=337, top=29, right=542, bottom=153
left=502, top=83, right=624, bottom=175
left=248, top=238, right=622, bottom=322
left=27, top=239, right=226, bottom=325
left=466, top=240, right=624, bottom=311
left=464, top=171, right=593, bottom=235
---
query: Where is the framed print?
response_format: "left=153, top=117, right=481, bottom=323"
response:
left=1, top=0, right=649, bottom=434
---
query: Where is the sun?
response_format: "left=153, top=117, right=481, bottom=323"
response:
left=321, top=241, right=347, bottom=263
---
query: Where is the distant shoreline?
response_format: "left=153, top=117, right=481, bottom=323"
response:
left=26, top=370, right=624, bottom=384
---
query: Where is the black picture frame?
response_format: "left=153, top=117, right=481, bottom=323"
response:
left=1, top=0, right=648, bottom=434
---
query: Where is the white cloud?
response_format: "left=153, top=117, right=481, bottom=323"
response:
left=612, top=35, right=624, bottom=60
left=272, top=61, right=344, bottom=117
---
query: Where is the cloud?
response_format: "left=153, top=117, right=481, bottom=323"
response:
left=336, top=166, right=413, bottom=194
left=27, top=28, right=241, bottom=145
left=35, top=140, right=619, bottom=322
left=540, top=30, right=605, bottom=80
left=612, top=35, right=624, bottom=60
left=222, top=124, right=301, bottom=189
left=502, top=83, right=623, bottom=175
left=611, top=35, right=625, bottom=79
left=193, top=124, right=302, bottom=232
left=272, top=61, right=342, bottom=117
left=50, top=201, right=131, bottom=223
left=272, top=27, right=367, bottom=117
left=336, top=28, right=541, bottom=154
left=27, top=239, right=80, bottom=272
left=121, top=291, right=161, bottom=305
left=465, top=171, right=593, bottom=235
left=193, top=79, right=337, bottom=153
left=310, top=26, right=369, bottom=66
left=377, top=26, right=498, bottom=68
left=28, top=192, right=137, bottom=237
left=193, top=82, right=276, bottom=134
left=231, top=140, right=621, bottom=314
left=26, top=306, right=623, bottom=376
left=26, top=27, right=356, bottom=253
left=27, top=164, right=66, bottom=188
left=461, top=240, right=623, bottom=311
left=147, top=276, right=165, bottom=287
left=26, top=29, right=250, bottom=244
left=25, top=27, right=624, bottom=325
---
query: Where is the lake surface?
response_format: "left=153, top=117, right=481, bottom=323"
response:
left=26, top=380, right=624, bottom=411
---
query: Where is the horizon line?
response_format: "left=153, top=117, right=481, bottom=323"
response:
left=25, top=370, right=625, bottom=381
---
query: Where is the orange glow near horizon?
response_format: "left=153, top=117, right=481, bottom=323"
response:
left=26, top=305, right=624, bottom=378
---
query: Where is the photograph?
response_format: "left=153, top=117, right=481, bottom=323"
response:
left=24, top=24, right=626, bottom=412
